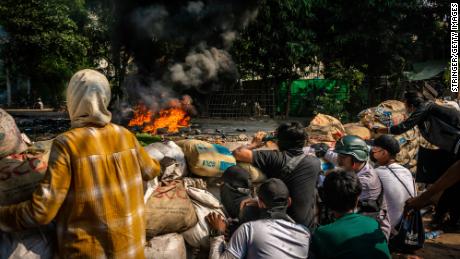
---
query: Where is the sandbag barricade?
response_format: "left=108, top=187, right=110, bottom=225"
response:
left=176, top=140, right=236, bottom=177
left=144, top=180, right=198, bottom=237
left=182, top=187, right=226, bottom=248
left=306, top=113, right=346, bottom=147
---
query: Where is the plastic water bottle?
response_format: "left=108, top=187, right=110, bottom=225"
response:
left=425, top=230, right=443, bottom=239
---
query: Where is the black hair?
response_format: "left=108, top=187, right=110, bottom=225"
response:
left=404, top=91, right=425, bottom=108
left=323, top=169, right=362, bottom=213
left=276, top=122, right=307, bottom=150
left=373, top=134, right=400, bottom=157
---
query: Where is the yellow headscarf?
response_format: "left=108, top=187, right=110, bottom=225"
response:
left=67, top=69, right=112, bottom=128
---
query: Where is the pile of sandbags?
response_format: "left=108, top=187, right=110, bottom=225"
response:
left=358, top=100, right=420, bottom=173
left=306, top=113, right=346, bottom=147
left=142, top=139, right=232, bottom=255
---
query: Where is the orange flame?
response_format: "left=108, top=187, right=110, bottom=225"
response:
left=128, top=103, right=190, bottom=134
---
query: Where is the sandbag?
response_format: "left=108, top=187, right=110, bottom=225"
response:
left=144, top=141, right=188, bottom=179
left=237, top=162, right=266, bottom=183
left=343, top=123, right=372, bottom=140
left=176, top=140, right=236, bottom=177
left=144, top=233, right=186, bottom=259
left=182, top=187, right=225, bottom=248
left=145, top=180, right=198, bottom=237
left=0, top=151, right=50, bottom=206
left=0, top=226, right=55, bottom=259
left=306, top=113, right=345, bottom=146
left=394, top=128, right=420, bottom=173
left=375, top=100, right=407, bottom=127
left=359, top=100, right=407, bottom=130
left=0, top=109, right=28, bottom=158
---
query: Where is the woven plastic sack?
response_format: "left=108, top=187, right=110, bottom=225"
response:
left=176, top=140, right=236, bottom=177
left=182, top=187, right=225, bottom=248
left=145, top=180, right=197, bottom=237
left=307, top=114, right=345, bottom=145
left=145, top=233, right=186, bottom=259
left=344, top=123, right=372, bottom=140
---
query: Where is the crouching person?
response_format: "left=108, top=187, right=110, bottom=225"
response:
left=311, top=170, right=391, bottom=259
left=207, top=178, right=310, bottom=259
left=0, top=69, right=161, bottom=258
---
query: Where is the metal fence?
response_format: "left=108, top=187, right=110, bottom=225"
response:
left=205, top=80, right=275, bottom=119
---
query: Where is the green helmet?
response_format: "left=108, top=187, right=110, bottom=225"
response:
left=334, top=135, right=369, bottom=162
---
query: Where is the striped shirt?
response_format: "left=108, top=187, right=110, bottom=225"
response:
left=0, top=123, right=161, bottom=258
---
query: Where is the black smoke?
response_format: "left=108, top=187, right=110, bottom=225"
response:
left=115, top=0, right=258, bottom=98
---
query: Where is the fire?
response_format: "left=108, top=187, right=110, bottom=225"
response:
left=128, top=103, right=191, bottom=134
left=128, top=104, right=152, bottom=127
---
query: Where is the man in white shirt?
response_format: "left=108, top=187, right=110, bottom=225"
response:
left=206, top=178, right=310, bottom=259
left=370, top=135, right=416, bottom=231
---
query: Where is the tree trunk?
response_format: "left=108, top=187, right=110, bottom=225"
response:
left=6, top=65, right=11, bottom=107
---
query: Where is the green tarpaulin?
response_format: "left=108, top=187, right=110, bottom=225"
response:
left=278, top=79, right=349, bottom=116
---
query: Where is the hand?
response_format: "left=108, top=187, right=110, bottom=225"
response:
left=251, top=131, right=267, bottom=148
left=206, top=212, right=227, bottom=234
left=405, top=195, right=430, bottom=210
left=239, top=197, right=259, bottom=211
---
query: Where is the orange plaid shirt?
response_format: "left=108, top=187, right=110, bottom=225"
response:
left=0, top=123, right=160, bottom=258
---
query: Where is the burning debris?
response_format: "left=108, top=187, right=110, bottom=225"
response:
left=128, top=96, right=194, bottom=134
left=129, top=104, right=191, bottom=134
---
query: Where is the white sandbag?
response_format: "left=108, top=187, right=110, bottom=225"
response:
left=182, top=187, right=225, bottom=248
left=144, top=141, right=188, bottom=178
left=144, top=233, right=186, bottom=259
left=0, top=227, right=54, bottom=259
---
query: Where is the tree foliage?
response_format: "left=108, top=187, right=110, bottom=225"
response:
left=0, top=0, right=90, bottom=106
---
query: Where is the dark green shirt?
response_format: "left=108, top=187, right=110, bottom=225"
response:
left=311, top=213, right=391, bottom=259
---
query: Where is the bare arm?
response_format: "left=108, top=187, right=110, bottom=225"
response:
left=407, top=160, right=460, bottom=209
left=232, top=131, right=266, bottom=163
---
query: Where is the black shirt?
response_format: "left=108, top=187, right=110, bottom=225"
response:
left=390, top=102, right=460, bottom=155
left=252, top=149, right=321, bottom=228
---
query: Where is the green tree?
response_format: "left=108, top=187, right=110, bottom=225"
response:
left=232, top=0, right=319, bottom=117
left=0, top=0, right=90, bottom=107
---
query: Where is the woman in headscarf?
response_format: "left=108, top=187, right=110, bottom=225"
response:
left=0, top=69, right=161, bottom=258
